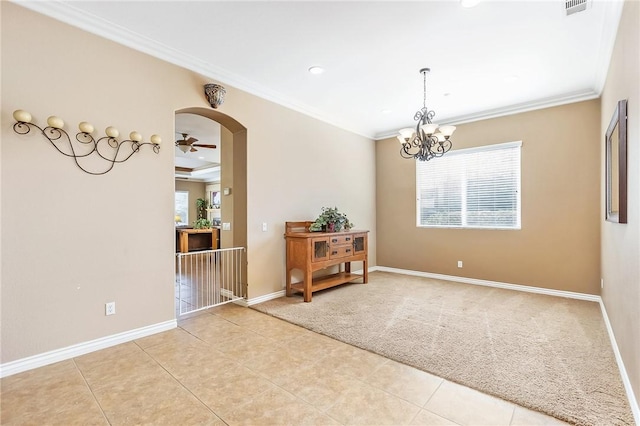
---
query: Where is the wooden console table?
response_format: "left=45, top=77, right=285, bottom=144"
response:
left=177, top=228, right=220, bottom=253
left=285, top=221, right=368, bottom=302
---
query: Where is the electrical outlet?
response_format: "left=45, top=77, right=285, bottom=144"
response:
left=262, top=222, right=267, bottom=232
left=457, top=260, right=463, bottom=268
left=105, top=302, right=116, bottom=316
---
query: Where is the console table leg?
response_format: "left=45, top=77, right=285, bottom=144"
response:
left=363, top=260, right=368, bottom=283
left=303, top=266, right=312, bottom=302
left=285, top=269, right=292, bottom=297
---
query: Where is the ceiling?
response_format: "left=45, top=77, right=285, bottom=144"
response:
left=174, top=113, right=221, bottom=182
left=19, top=1, right=623, bottom=139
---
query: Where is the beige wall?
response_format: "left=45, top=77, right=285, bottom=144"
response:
left=600, top=0, right=640, bottom=409
left=0, top=3, right=376, bottom=363
left=175, top=180, right=206, bottom=225
left=219, top=126, right=235, bottom=248
left=377, top=100, right=601, bottom=294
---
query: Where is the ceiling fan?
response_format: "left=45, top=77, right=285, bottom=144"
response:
left=175, top=133, right=217, bottom=153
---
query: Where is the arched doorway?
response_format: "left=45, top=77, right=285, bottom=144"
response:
left=174, top=107, right=247, bottom=315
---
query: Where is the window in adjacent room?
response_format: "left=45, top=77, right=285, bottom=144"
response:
left=416, top=141, right=521, bottom=229
left=175, top=191, right=189, bottom=226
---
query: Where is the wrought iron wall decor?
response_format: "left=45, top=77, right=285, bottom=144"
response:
left=204, top=84, right=226, bottom=109
left=12, top=110, right=161, bottom=175
left=397, top=68, right=456, bottom=162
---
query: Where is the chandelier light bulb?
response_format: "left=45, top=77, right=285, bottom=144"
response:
left=399, top=128, right=415, bottom=139
left=439, top=125, right=457, bottom=138
left=421, top=123, right=439, bottom=136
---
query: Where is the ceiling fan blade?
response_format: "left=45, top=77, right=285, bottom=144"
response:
left=190, top=147, right=198, bottom=152
left=186, top=137, right=199, bottom=144
left=192, top=144, right=217, bottom=149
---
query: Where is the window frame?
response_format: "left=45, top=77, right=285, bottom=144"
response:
left=415, top=141, right=522, bottom=230
left=174, top=190, right=189, bottom=226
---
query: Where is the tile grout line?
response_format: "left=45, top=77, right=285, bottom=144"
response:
left=132, top=339, right=230, bottom=425
left=419, top=377, right=468, bottom=425
left=71, top=358, right=112, bottom=426
left=508, top=404, right=516, bottom=425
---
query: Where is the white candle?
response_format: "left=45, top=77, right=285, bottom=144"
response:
left=150, top=134, right=161, bottom=145
left=105, top=126, right=119, bottom=138
left=78, top=122, right=94, bottom=134
left=47, top=116, right=64, bottom=129
left=13, top=110, right=32, bottom=123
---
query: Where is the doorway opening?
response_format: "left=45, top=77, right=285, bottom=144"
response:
left=173, top=107, right=247, bottom=315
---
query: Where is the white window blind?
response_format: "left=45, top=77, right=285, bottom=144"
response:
left=416, top=141, right=521, bottom=229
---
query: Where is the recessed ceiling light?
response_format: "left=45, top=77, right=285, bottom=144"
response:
left=381, top=109, right=392, bottom=114
left=198, top=156, right=205, bottom=160
left=460, top=0, right=480, bottom=8
left=308, top=66, right=325, bottom=75
left=443, top=93, right=451, bottom=97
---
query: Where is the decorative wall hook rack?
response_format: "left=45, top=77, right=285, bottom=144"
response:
left=12, top=109, right=161, bottom=175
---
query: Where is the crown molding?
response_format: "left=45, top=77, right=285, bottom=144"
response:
left=374, top=89, right=600, bottom=140
left=11, top=0, right=374, bottom=140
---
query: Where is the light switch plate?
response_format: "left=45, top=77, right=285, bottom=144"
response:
left=222, top=222, right=231, bottom=231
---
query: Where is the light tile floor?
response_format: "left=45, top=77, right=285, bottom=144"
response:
left=1, top=303, right=568, bottom=425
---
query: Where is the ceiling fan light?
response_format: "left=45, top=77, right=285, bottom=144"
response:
left=439, top=125, right=456, bottom=137
left=421, top=123, right=439, bottom=136
left=178, top=144, right=190, bottom=153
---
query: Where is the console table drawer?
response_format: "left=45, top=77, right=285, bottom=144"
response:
left=329, top=235, right=354, bottom=245
left=330, top=245, right=354, bottom=259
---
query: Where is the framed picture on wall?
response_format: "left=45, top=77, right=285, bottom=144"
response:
left=605, top=99, right=628, bottom=224
left=210, top=191, right=221, bottom=208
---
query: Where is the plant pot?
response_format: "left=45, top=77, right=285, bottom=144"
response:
left=327, top=223, right=336, bottom=232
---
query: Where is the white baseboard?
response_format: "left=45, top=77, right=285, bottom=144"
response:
left=375, top=266, right=600, bottom=302
left=599, top=300, right=640, bottom=424
left=0, top=319, right=177, bottom=378
left=246, top=290, right=286, bottom=306
left=377, top=266, right=638, bottom=422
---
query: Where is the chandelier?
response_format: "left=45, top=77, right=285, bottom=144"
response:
left=397, top=68, right=456, bottom=161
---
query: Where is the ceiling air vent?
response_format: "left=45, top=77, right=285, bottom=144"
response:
left=565, top=0, right=588, bottom=16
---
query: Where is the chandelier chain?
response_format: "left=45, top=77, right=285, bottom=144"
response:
left=423, top=70, right=427, bottom=109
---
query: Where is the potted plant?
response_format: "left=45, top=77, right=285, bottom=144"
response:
left=309, top=207, right=354, bottom=232
left=193, top=218, right=212, bottom=229
left=195, top=198, right=207, bottom=221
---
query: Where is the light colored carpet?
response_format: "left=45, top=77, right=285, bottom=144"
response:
left=252, top=271, right=633, bottom=426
